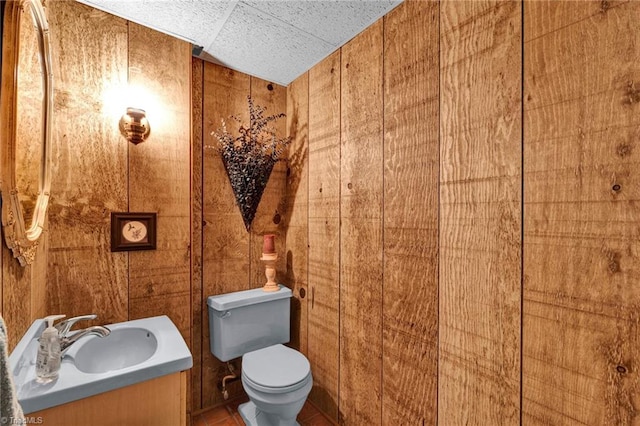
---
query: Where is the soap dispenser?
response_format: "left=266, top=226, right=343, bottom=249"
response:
left=36, top=314, right=66, bottom=383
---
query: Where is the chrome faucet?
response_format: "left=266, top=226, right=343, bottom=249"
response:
left=55, top=314, right=110, bottom=354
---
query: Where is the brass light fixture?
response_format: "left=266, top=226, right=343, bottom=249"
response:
left=119, top=107, right=150, bottom=145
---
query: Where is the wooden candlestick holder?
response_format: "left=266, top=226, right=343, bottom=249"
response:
left=261, top=252, right=279, bottom=292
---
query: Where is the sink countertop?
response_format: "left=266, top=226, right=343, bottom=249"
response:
left=9, top=315, right=193, bottom=414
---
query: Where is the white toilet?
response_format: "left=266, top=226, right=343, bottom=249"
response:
left=208, top=285, right=312, bottom=426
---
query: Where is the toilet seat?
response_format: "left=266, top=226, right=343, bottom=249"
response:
left=242, top=344, right=311, bottom=394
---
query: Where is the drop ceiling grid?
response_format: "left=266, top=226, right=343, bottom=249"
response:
left=75, top=0, right=403, bottom=85
left=206, top=1, right=337, bottom=85
left=243, top=0, right=402, bottom=47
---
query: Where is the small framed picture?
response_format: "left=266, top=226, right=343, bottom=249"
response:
left=110, top=212, right=157, bottom=252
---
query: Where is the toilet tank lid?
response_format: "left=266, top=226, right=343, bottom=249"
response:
left=207, top=285, right=292, bottom=311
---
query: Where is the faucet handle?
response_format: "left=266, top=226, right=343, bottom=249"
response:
left=54, top=314, right=97, bottom=336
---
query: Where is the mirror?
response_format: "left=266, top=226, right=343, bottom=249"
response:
left=0, top=0, right=53, bottom=266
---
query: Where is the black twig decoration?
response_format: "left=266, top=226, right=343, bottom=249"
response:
left=208, top=96, right=291, bottom=231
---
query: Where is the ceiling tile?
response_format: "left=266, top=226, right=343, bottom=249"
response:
left=243, top=0, right=401, bottom=46
left=206, top=2, right=335, bottom=85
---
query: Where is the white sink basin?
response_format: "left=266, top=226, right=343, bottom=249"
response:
left=72, top=327, right=158, bottom=374
left=10, top=315, right=192, bottom=414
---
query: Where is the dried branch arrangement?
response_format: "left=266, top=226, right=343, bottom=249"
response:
left=208, top=96, right=291, bottom=231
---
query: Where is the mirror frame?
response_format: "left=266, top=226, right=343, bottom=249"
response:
left=0, top=0, right=53, bottom=266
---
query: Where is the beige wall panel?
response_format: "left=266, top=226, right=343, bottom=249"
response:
left=191, top=57, right=204, bottom=412
left=127, top=22, right=191, bottom=341
left=382, top=0, right=440, bottom=423
left=439, top=1, right=522, bottom=424
left=44, top=0, right=128, bottom=329
left=127, top=21, right=192, bottom=417
left=339, top=21, right=384, bottom=426
left=523, top=1, right=640, bottom=424
left=249, top=78, right=288, bottom=289
left=307, top=51, right=341, bottom=421
left=525, top=0, right=628, bottom=42
left=285, top=73, right=309, bottom=354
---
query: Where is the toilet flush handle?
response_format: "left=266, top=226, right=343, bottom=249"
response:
left=216, top=311, right=231, bottom=319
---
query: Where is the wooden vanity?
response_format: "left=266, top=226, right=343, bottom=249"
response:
left=31, top=371, right=187, bottom=426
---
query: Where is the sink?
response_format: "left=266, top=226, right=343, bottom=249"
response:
left=71, top=327, right=158, bottom=374
left=10, top=315, right=192, bottom=414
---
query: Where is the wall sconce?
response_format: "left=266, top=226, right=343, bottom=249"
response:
left=119, top=107, right=150, bottom=145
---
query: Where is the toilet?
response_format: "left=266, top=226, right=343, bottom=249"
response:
left=208, top=285, right=312, bottom=426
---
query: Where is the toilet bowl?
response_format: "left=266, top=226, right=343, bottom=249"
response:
left=239, top=344, right=312, bottom=426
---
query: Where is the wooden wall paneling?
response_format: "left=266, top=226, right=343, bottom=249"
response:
left=285, top=73, right=309, bottom=354
left=2, top=250, right=31, bottom=348
left=191, top=57, right=204, bottom=412
left=201, top=62, right=250, bottom=408
left=339, top=21, right=384, bottom=425
left=30, top=221, right=48, bottom=321
left=524, top=0, right=629, bottom=42
left=382, top=1, right=439, bottom=423
left=249, top=78, right=288, bottom=289
left=127, top=24, right=192, bottom=420
left=307, top=51, right=341, bottom=421
left=127, top=22, right=191, bottom=341
left=523, top=2, right=640, bottom=424
left=45, top=1, right=128, bottom=327
left=439, top=1, right=522, bottom=424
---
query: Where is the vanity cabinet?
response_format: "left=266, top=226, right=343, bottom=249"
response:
left=31, top=371, right=187, bottom=426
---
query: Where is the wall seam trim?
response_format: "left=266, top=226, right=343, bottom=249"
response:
left=436, top=0, right=441, bottom=424
left=199, top=59, right=206, bottom=411
left=519, top=0, right=525, bottom=424
left=380, top=15, right=386, bottom=426
left=337, top=47, right=343, bottom=424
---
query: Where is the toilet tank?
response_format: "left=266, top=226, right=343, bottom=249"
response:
left=207, top=285, right=291, bottom=362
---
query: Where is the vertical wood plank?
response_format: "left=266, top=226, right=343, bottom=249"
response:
left=439, top=0, right=522, bottom=424
left=30, top=222, right=48, bottom=321
left=285, top=73, right=309, bottom=354
left=128, top=22, right=191, bottom=341
left=523, top=1, right=640, bottom=424
left=201, top=62, right=250, bottom=408
left=307, top=51, right=341, bottom=421
left=382, top=1, right=439, bottom=423
left=202, top=64, right=250, bottom=294
left=127, top=22, right=192, bottom=416
left=191, top=57, right=204, bottom=412
left=2, top=250, right=31, bottom=348
left=45, top=0, right=128, bottom=327
left=524, top=0, right=628, bottom=42
left=339, top=21, right=384, bottom=425
left=249, top=78, right=288, bottom=289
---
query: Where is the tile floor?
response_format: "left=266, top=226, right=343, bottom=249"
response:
left=193, top=396, right=335, bottom=426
